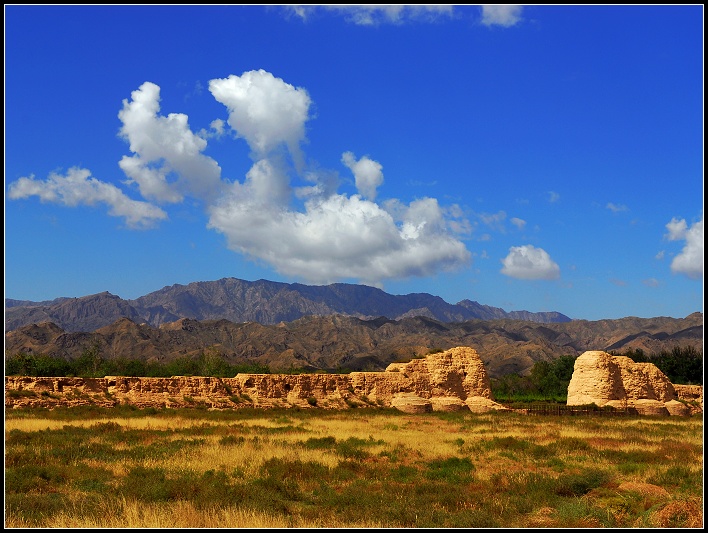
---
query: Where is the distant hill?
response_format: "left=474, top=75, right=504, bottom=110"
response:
left=7, top=278, right=701, bottom=378
left=4, top=313, right=702, bottom=378
left=5, top=277, right=572, bottom=333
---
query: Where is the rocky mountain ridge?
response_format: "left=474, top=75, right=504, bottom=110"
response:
left=5, top=312, right=702, bottom=378
left=5, top=277, right=571, bottom=334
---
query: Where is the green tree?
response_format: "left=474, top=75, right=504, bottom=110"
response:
left=197, top=348, right=231, bottom=377
left=72, top=341, right=104, bottom=377
left=5, top=351, right=73, bottom=376
left=490, top=373, right=534, bottom=401
left=104, top=357, right=149, bottom=377
left=529, top=355, right=577, bottom=401
left=654, top=346, right=703, bottom=385
left=620, top=346, right=702, bottom=385
left=491, top=355, right=578, bottom=402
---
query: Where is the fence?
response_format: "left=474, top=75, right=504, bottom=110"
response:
left=501, top=402, right=633, bottom=417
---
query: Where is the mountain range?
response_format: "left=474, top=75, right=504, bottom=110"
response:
left=5, top=313, right=702, bottom=378
left=4, top=277, right=702, bottom=378
left=5, top=277, right=571, bottom=333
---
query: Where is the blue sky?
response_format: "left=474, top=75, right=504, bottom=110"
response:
left=4, top=5, right=704, bottom=321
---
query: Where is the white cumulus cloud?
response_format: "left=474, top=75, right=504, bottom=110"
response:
left=500, top=244, right=560, bottom=280
left=341, top=151, right=384, bottom=200
left=209, top=70, right=311, bottom=169
left=8, top=70, right=473, bottom=288
left=117, top=81, right=223, bottom=204
left=200, top=118, right=226, bottom=139
left=7, top=167, right=167, bottom=229
left=665, top=217, right=688, bottom=240
left=665, top=216, right=703, bottom=279
left=208, top=186, right=470, bottom=285
left=481, top=5, right=523, bottom=27
left=204, top=70, right=471, bottom=285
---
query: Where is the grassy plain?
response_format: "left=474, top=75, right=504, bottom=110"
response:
left=4, top=405, right=703, bottom=528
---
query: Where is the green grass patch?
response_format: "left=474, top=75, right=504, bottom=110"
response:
left=424, top=457, right=474, bottom=483
left=555, top=468, right=611, bottom=496
left=4, top=406, right=703, bottom=528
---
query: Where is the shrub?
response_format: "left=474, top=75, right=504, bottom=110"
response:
left=219, top=435, right=246, bottom=446
left=302, top=436, right=337, bottom=450
left=118, top=466, right=172, bottom=502
left=555, top=469, right=610, bottom=496
left=424, top=457, right=475, bottom=483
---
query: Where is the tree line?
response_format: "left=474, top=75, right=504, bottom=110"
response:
left=4, top=345, right=271, bottom=379
left=5, top=345, right=702, bottom=401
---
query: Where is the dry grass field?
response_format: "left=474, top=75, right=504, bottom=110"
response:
left=4, top=405, right=703, bottom=528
